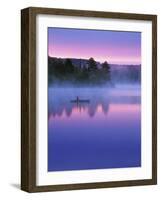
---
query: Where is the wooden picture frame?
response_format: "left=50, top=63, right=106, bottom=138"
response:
left=21, top=7, right=157, bottom=192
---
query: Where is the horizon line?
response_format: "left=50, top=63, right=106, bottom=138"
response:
left=48, top=55, right=141, bottom=66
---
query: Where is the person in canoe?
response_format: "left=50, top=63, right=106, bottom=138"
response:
left=76, top=96, right=79, bottom=102
left=71, top=96, right=90, bottom=103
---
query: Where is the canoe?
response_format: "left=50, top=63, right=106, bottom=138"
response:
left=70, top=99, right=90, bottom=103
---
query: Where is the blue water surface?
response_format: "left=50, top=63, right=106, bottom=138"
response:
left=48, top=85, right=141, bottom=171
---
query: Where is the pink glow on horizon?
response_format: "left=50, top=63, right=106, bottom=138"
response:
left=48, top=44, right=141, bottom=65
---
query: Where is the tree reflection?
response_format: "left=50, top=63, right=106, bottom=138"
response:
left=48, top=87, right=140, bottom=119
left=48, top=100, right=109, bottom=118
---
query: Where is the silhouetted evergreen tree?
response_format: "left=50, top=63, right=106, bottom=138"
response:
left=101, top=61, right=111, bottom=80
left=64, top=58, right=75, bottom=74
left=102, top=61, right=110, bottom=72
left=88, top=57, right=97, bottom=71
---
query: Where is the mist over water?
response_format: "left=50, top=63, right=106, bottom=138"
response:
left=48, top=84, right=140, bottom=118
left=48, top=83, right=141, bottom=171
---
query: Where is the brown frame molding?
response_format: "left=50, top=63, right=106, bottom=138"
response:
left=21, top=7, right=157, bottom=192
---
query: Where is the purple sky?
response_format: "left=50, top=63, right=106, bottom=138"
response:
left=48, top=28, right=141, bottom=65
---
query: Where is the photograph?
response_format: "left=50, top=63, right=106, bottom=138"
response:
left=48, top=27, right=141, bottom=172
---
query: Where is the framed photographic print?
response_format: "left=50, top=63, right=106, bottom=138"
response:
left=21, top=7, right=157, bottom=192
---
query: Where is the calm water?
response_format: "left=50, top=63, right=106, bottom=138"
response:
left=48, top=85, right=141, bottom=171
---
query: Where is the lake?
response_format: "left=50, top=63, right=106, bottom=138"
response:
left=48, top=85, right=141, bottom=171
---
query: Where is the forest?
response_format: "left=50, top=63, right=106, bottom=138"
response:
left=48, top=57, right=141, bottom=86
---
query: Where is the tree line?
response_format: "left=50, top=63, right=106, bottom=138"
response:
left=48, top=57, right=111, bottom=85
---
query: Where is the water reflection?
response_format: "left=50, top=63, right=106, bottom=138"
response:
left=48, top=86, right=141, bottom=171
left=48, top=87, right=140, bottom=118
